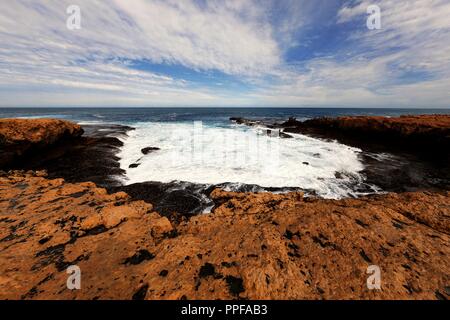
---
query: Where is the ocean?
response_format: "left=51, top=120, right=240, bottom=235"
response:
left=1, top=107, right=449, bottom=200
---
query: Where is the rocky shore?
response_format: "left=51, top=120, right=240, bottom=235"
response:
left=0, top=116, right=449, bottom=300
left=232, top=115, right=450, bottom=193
left=0, top=118, right=83, bottom=168
left=0, top=171, right=448, bottom=300
left=281, top=115, right=450, bottom=157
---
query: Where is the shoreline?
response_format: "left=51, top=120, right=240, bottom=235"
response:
left=2, top=115, right=450, bottom=215
left=0, top=115, right=449, bottom=300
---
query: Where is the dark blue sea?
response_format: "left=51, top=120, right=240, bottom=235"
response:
left=0, top=107, right=449, bottom=124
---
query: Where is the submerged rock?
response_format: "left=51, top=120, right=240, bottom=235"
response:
left=141, top=147, right=160, bottom=155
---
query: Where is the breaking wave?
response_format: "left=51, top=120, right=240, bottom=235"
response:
left=117, top=121, right=378, bottom=199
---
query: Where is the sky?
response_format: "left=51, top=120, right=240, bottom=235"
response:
left=0, top=0, right=449, bottom=108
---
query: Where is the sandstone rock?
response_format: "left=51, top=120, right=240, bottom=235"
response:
left=0, top=119, right=83, bottom=168
left=1, top=175, right=448, bottom=300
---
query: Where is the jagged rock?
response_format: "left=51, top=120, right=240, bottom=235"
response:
left=1, top=121, right=132, bottom=188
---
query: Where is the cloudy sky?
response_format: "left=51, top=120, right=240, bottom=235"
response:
left=0, top=0, right=449, bottom=107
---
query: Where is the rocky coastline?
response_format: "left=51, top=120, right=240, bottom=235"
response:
left=0, top=115, right=449, bottom=300
left=232, top=115, right=450, bottom=193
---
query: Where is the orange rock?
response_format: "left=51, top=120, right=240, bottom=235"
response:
left=0, top=174, right=448, bottom=300
left=0, top=118, right=83, bottom=145
left=0, top=118, right=83, bottom=167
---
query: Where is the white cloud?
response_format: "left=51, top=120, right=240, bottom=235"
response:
left=0, top=0, right=449, bottom=107
left=0, top=0, right=286, bottom=105
left=337, top=0, right=369, bottom=23
left=0, top=0, right=281, bottom=74
left=259, top=0, right=450, bottom=107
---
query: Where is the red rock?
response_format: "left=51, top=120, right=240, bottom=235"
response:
left=0, top=116, right=448, bottom=300
left=0, top=118, right=83, bottom=167
left=0, top=173, right=448, bottom=300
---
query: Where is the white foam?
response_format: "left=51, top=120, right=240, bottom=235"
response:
left=16, top=114, right=69, bottom=119
left=117, top=122, right=371, bottom=199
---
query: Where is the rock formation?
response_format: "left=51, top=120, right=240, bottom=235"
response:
left=0, top=119, right=83, bottom=168
left=0, top=116, right=449, bottom=300
left=141, top=147, right=160, bottom=155
left=0, top=172, right=448, bottom=300
left=283, top=115, right=450, bottom=156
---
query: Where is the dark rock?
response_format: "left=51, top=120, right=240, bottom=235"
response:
left=229, top=117, right=261, bottom=126
left=132, top=284, right=149, bottom=300
left=123, top=249, right=155, bottom=265
left=199, top=263, right=215, bottom=278
left=279, top=132, right=293, bottom=138
left=159, top=270, right=168, bottom=277
left=334, top=172, right=343, bottom=179
left=435, top=290, right=447, bottom=300
left=38, top=236, right=52, bottom=245
left=129, top=163, right=140, bottom=169
left=359, top=250, right=372, bottom=263
left=280, top=117, right=302, bottom=127
left=5, top=123, right=133, bottom=188
left=141, top=147, right=160, bottom=155
left=225, top=275, right=245, bottom=296
left=111, top=181, right=211, bottom=218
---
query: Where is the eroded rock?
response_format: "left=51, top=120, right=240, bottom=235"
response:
left=0, top=119, right=83, bottom=168
left=1, top=174, right=449, bottom=300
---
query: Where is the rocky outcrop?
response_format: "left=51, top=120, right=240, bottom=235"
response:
left=0, top=171, right=172, bottom=300
left=0, top=119, right=83, bottom=168
left=230, top=117, right=262, bottom=126
left=2, top=122, right=133, bottom=188
left=1, top=172, right=448, bottom=300
left=231, top=114, right=450, bottom=193
left=284, top=115, right=450, bottom=156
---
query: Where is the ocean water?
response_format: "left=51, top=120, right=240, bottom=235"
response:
left=1, top=107, right=449, bottom=199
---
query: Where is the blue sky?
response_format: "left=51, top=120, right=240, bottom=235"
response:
left=0, top=0, right=449, bottom=107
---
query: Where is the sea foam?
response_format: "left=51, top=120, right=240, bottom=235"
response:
left=117, top=121, right=374, bottom=199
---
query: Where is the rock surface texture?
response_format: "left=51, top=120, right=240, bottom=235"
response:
left=0, top=119, right=83, bottom=168
left=0, top=172, right=448, bottom=300
left=283, top=115, right=450, bottom=156
left=0, top=116, right=449, bottom=300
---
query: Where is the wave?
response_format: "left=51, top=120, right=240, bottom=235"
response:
left=116, top=121, right=377, bottom=199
